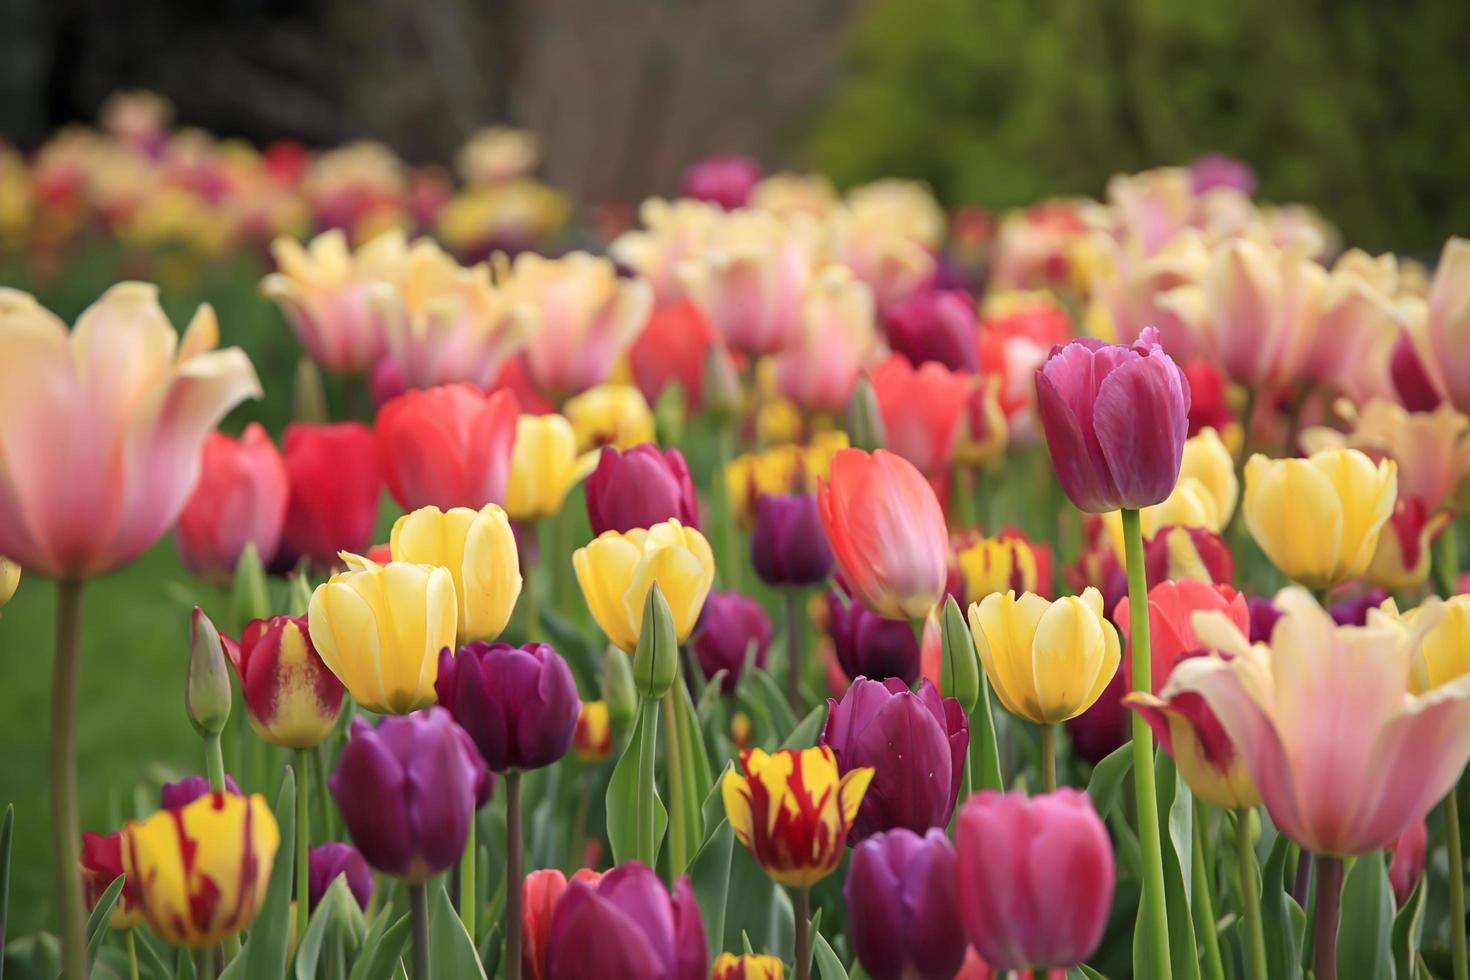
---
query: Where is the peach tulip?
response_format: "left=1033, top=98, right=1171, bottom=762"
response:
left=1302, top=398, right=1470, bottom=515
left=1421, top=238, right=1470, bottom=413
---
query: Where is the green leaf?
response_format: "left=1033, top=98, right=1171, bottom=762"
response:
left=744, top=667, right=798, bottom=740
left=430, top=881, right=487, bottom=979
left=0, top=803, right=12, bottom=968
left=1070, top=967, right=1109, bottom=980
left=294, top=876, right=352, bottom=980
left=1260, top=832, right=1305, bottom=980
left=84, top=874, right=126, bottom=968
left=1133, top=754, right=1201, bottom=980
left=690, top=818, right=735, bottom=955
left=347, top=911, right=412, bottom=980
left=1337, top=852, right=1395, bottom=980
left=696, top=670, right=727, bottom=725
left=605, top=699, right=667, bottom=866
left=1084, top=744, right=1132, bottom=820
left=778, top=703, right=828, bottom=750
left=229, top=542, right=271, bottom=628
left=1391, top=876, right=1427, bottom=979
left=813, top=928, right=850, bottom=980
left=221, top=766, right=297, bottom=980
left=968, top=649, right=1004, bottom=792
left=667, top=676, right=714, bottom=872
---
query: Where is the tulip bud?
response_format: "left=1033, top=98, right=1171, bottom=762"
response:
left=435, top=641, right=582, bottom=772
left=692, top=591, right=772, bottom=692
left=307, top=842, right=373, bottom=913
left=185, top=607, right=233, bottom=736
left=846, top=376, right=887, bottom=451
left=701, top=341, right=743, bottom=422
left=827, top=590, right=921, bottom=686
left=603, top=647, right=638, bottom=727
left=1389, top=819, right=1428, bottom=908
left=0, top=556, right=19, bottom=611
left=940, top=595, right=980, bottom=713
left=81, top=830, right=144, bottom=929
left=846, top=828, right=967, bottom=980
left=750, top=493, right=833, bottom=589
left=633, top=584, right=678, bottom=699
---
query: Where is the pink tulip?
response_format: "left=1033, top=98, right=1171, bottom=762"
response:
left=1422, top=238, right=1470, bottom=414
left=376, top=384, right=519, bottom=511
left=175, top=423, right=288, bottom=584
left=1388, top=818, right=1427, bottom=908
left=869, top=354, right=974, bottom=480
left=0, top=285, right=260, bottom=577
left=773, top=269, right=881, bottom=414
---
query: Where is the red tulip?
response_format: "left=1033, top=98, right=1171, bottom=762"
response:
left=280, top=422, right=381, bottom=569
left=1114, top=579, right=1248, bottom=694
left=175, top=423, right=289, bottom=585
left=228, top=614, right=344, bottom=749
left=627, top=300, right=721, bottom=412
left=375, top=383, right=518, bottom=511
left=869, top=354, right=973, bottom=480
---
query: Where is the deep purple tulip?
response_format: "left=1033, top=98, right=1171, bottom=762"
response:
left=821, top=677, right=968, bottom=841
left=160, top=774, right=240, bottom=810
left=1391, top=332, right=1442, bottom=412
left=1188, top=154, right=1258, bottom=196
left=436, top=642, right=581, bottom=772
left=307, top=842, right=372, bottom=912
left=1036, top=326, right=1191, bottom=513
left=1247, top=596, right=1284, bottom=644
left=1330, top=589, right=1389, bottom=627
left=751, top=493, right=833, bottom=588
left=845, top=828, right=967, bottom=980
left=1065, top=670, right=1128, bottom=766
left=586, top=444, right=699, bottom=535
left=545, top=862, right=707, bottom=980
left=679, top=154, right=762, bottom=211
left=827, top=591, right=920, bottom=686
left=882, top=290, right=979, bottom=373
left=692, top=592, right=772, bottom=693
left=329, top=708, right=489, bottom=881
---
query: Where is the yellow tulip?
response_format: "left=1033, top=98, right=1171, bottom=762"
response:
left=0, top=556, right=18, bottom=608
left=563, top=383, right=655, bottom=452
left=967, top=588, right=1121, bottom=724
left=955, top=534, right=1044, bottom=604
left=572, top=519, right=715, bottom=653
left=390, top=504, right=522, bottom=644
left=504, top=414, right=592, bottom=522
left=307, top=556, right=458, bottom=714
left=713, top=953, right=785, bottom=980
left=1243, top=448, right=1397, bottom=589
left=1398, top=595, right=1470, bottom=694
left=122, top=792, right=279, bottom=948
left=1104, top=426, right=1237, bottom=555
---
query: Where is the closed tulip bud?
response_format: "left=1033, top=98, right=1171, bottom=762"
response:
left=751, top=493, right=833, bottom=588
left=122, top=791, right=280, bottom=947
left=280, top=422, right=381, bottom=569
left=546, top=863, right=706, bottom=980
left=1366, top=497, right=1449, bottom=592
left=175, top=423, right=289, bottom=586
left=375, top=384, right=519, bottom=512
left=603, top=646, right=639, bottom=726
left=80, top=830, right=143, bottom=929
left=954, top=790, right=1114, bottom=971
left=722, top=746, right=873, bottom=886
left=329, top=709, right=490, bottom=881
left=160, top=774, right=242, bottom=810
left=1389, top=819, right=1428, bottom=908
left=522, top=867, right=604, bottom=980
left=228, top=614, right=344, bottom=749
left=564, top=384, right=656, bottom=452
left=1243, top=448, right=1398, bottom=589
left=693, top=591, right=772, bottom=692
left=940, top=595, right=981, bottom=713
left=186, top=607, right=232, bottom=736
left=0, top=556, right=17, bottom=609
left=307, top=842, right=372, bottom=912
left=585, top=444, right=699, bottom=535
left=390, top=503, right=522, bottom=644
left=681, top=153, right=762, bottom=210
left=828, top=591, right=921, bottom=686
left=574, top=519, right=715, bottom=653
left=505, top=414, right=585, bottom=522
left=1035, top=326, right=1191, bottom=513
left=308, top=556, right=459, bottom=714
left=701, top=339, right=743, bottom=421
left=572, top=701, right=613, bottom=762
left=845, top=376, right=887, bottom=451
left=968, top=588, right=1121, bottom=724
left=632, top=585, right=679, bottom=699
left=435, top=641, right=581, bottom=771
left=821, top=678, right=968, bottom=841
left=711, top=953, right=785, bottom=980
left=845, top=828, right=967, bottom=980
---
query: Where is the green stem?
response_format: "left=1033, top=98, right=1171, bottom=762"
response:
left=793, top=885, right=811, bottom=980
left=460, top=813, right=477, bottom=941
left=1235, top=810, right=1269, bottom=980
left=204, top=732, right=227, bottom=793
left=785, top=590, right=804, bottom=711
left=127, top=928, right=141, bottom=980
left=51, top=578, right=86, bottom=980
left=1313, top=855, right=1343, bottom=980
left=635, top=699, right=660, bottom=867
left=505, top=771, right=522, bottom=980
left=1121, top=507, right=1173, bottom=976
left=1040, top=724, right=1056, bottom=793
left=295, top=749, right=310, bottom=951
left=1192, top=802, right=1225, bottom=980
left=661, top=691, right=687, bottom=879
left=194, top=948, right=214, bottom=979
left=716, top=421, right=743, bottom=593
left=409, top=881, right=431, bottom=980
left=1448, top=793, right=1469, bottom=980
left=521, top=559, right=542, bottom=644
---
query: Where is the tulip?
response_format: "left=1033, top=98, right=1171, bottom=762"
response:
left=1366, top=497, right=1450, bottom=592
left=1301, top=398, right=1470, bottom=514
left=1035, top=326, right=1191, bottom=513
left=1173, top=588, right=1470, bottom=856
left=954, top=529, right=1053, bottom=604
left=882, top=289, right=979, bottom=373
left=978, top=292, right=1074, bottom=440
left=1392, top=331, right=1441, bottom=412
left=956, top=374, right=1010, bottom=467
left=522, top=868, right=604, bottom=980
left=954, top=789, right=1114, bottom=972
left=1183, top=358, right=1235, bottom=436
left=228, top=614, right=344, bottom=748
left=723, top=746, right=873, bottom=888
left=564, top=384, right=657, bottom=452
left=122, top=791, right=280, bottom=947
left=828, top=205, right=937, bottom=311
left=680, top=153, right=762, bottom=210
left=0, top=284, right=261, bottom=578
left=80, top=830, right=144, bottom=929
left=0, top=556, right=17, bottom=609
left=1113, top=579, right=1249, bottom=696
left=308, top=556, right=459, bottom=713
left=818, top=449, right=948, bottom=620
left=1247, top=595, right=1284, bottom=644
left=1392, top=594, right=1470, bottom=693
left=435, top=641, right=580, bottom=771
left=261, top=229, right=404, bottom=374
left=1144, top=524, right=1236, bottom=591
left=967, top=588, right=1120, bottom=725
left=772, top=267, right=882, bottom=414
left=505, top=413, right=586, bottom=522
left=329, top=709, right=490, bottom=880
left=751, top=493, right=833, bottom=588
left=1243, top=448, right=1398, bottom=589
left=175, top=423, right=288, bottom=585
left=845, top=828, right=967, bottom=980
left=572, top=701, right=612, bottom=762
left=186, top=606, right=233, bottom=739
left=545, top=862, right=706, bottom=980
left=307, top=842, right=372, bottom=912
left=868, top=354, right=974, bottom=480
left=712, top=954, right=785, bottom=980
left=573, top=520, right=715, bottom=653
left=1421, top=238, right=1470, bottom=413
left=1389, top=819, right=1428, bottom=908
left=1190, top=153, right=1257, bottom=195
left=376, top=383, right=519, bottom=511
left=692, top=592, right=772, bottom=692
left=827, top=590, right=921, bottom=685
left=280, top=421, right=381, bottom=569
left=160, top=774, right=242, bottom=810
left=1065, top=671, right=1129, bottom=766
left=493, top=251, right=652, bottom=398
left=608, top=198, right=723, bottom=308
left=821, top=678, right=967, bottom=840
left=750, top=171, right=839, bottom=218
left=389, top=503, right=522, bottom=644
left=585, top=445, right=699, bottom=535
left=627, top=300, right=722, bottom=411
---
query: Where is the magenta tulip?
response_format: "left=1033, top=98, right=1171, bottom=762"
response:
left=585, top=444, right=699, bottom=535
left=845, top=828, right=967, bottom=980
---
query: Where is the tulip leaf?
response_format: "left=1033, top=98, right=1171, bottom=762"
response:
left=605, top=699, right=667, bottom=867
left=1260, top=829, right=1305, bottom=980
left=812, top=920, right=849, bottom=980
left=477, top=922, right=503, bottom=979
left=696, top=671, right=728, bottom=726
left=1069, top=967, right=1109, bottom=980
left=221, top=766, right=296, bottom=980
left=294, top=875, right=352, bottom=980
left=346, top=910, right=412, bottom=980
left=429, top=881, right=487, bottom=979
left=229, top=542, right=271, bottom=629
left=969, top=659, right=1004, bottom=793
left=778, top=703, right=828, bottom=751
left=0, top=802, right=11, bottom=964
left=744, top=667, right=798, bottom=741
left=1391, top=875, right=1427, bottom=979
left=702, top=762, right=734, bottom=847
left=136, top=926, right=175, bottom=979
left=690, top=817, right=734, bottom=956
left=665, top=674, right=714, bottom=872
left=1084, top=743, right=1133, bottom=820
left=1337, top=851, right=1395, bottom=980
left=84, top=874, right=126, bottom=968
left=1132, top=754, right=1201, bottom=980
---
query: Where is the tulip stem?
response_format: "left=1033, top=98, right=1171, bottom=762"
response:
left=1040, top=724, right=1057, bottom=793
left=1121, top=507, right=1173, bottom=977
left=505, top=770, right=523, bottom=980
left=786, top=590, right=804, bottom=711
left=1446, top=792, right=1469, bottom=980
left=661, top=690, right=688, bottom=879
left=793, top=885, right=811, bottom=980
left=409, top=881, right=431, bottom=980
left=127, top=928, right=140, bottom=980
left=460, top=813, right=477, bottom=941
left=1192, top=803, right=1225, bottom=980
left=522, top=565, right=542, bottom=644
left=716, top=421, right=744, bottom=593
left=194, top=948, right=214, bottom=979
left=635, top=698, right=660, bottom=867
left=295, top=748, right=311, bottom=950
left=1312, top=855, right=1343, bottom=980
left=1234, top=810, right=1269, bottom=980
left=204, top=732, right=227, bottom=793
left=50, top=578, right=87, bottom=980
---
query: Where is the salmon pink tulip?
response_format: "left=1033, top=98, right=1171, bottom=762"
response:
left=175, top=423, right=288, bottom=585
left=869, top=354, right=974, bottom=480
left=375, top=383, right=518, bottom=511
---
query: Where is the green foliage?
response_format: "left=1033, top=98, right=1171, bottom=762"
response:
left=805, top=0, right=1470, bottom=253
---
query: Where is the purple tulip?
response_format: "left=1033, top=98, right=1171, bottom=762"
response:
left=1247, top=596, right=1284, bottom=645
left=586, top=445, right=699, bottom=535
left=1065, top=670, right=1128, bottom=766
left=1391, top=332, right=1442, bottom=412
left=827, top=591, right=920, bottom=686
left=436, top=642, right=581, bottom=772
left=307, top=842, right=372, bottom=912
left=882, top=290, right=979, bottom=374
left=1188, top=154, right=1258, bottom=197
left=1035, top=326, right=1191, bottom=513
left=160, top=774, right=240, bottom=810
left=751, top=493, right=833, bottom=588
left=679, top=154, right=762, bottom=211
left=545, top=862, right=707, bottom=980
left=846, top=829, right=968, bottom=980
left=692, top=592, right=772, bottom=693
left=328, top=708, right=490, bottom=881
left=821, top=677, right=968, bottom=841
left=1330, top=589, right=1389, bottom=627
